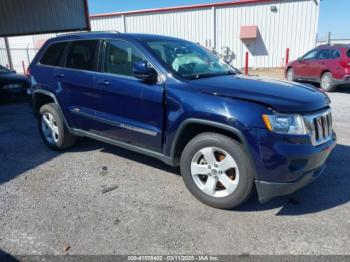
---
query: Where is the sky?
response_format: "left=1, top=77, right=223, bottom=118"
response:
left=88, top=0, right=349, bottom=40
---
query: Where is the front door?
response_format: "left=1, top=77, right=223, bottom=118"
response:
left=295, top=49, right=318, bottom=79
left=93, top=39, right=164, bottom=152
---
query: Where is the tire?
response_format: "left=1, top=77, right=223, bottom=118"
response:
left=38, top=103, right=76, bottom=150
left=286, top=68, right=295, bottom=81
left=180, top=132, right=254, bottom=209
left=320, top=72, right=336, bottom=92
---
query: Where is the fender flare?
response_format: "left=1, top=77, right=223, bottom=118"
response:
left=169, top=118, right=256, bottom=173
left=32, top=89, right=72, bottom=129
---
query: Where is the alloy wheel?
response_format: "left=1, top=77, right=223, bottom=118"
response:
left=321, top=74, right=331, bottom=90
left=287, top=69, right=294, bottom=81
left=41, top=112, right=59, bottom=145
left=190, top=147, right=240, bottom=198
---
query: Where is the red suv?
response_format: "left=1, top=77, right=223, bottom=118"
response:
left=285, top=45, right=350, bottom=92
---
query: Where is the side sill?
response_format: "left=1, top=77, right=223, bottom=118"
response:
left=71, top=128, right=177, bottom=167
left=32, top=90, right=176, bottom=167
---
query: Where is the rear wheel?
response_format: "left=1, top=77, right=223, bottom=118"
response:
left=39, top=103, right=76, bottom=150
left=180, top=133, right=254, bottom=209
left=286, top=68, right=295, bottom=81
left=320, top=72, right=336, bottom=92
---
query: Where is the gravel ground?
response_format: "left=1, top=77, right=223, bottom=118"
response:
left=0, top=83, right=350, bottom=256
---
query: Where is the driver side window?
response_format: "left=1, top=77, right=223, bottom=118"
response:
left=103, top=40, right=144, bottom=77
left=302, top=50, right=318, bottom=60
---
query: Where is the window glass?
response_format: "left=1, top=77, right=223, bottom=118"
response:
left=330, top=50, right=340, bottom=59
left=144, top=39, right=234, bottom=80
left=147, top=43, right=169, bottom=63
left=302, top=50, right=318, bottom=60
left=103, top=40, right=144, bottom=76
left=40, top=42, right=67, bottom=66
left=316, top=49, right=332, bottom=59
left=347, top=50, right=350, bottom=58
left=66, top=40, right=99, bottom=71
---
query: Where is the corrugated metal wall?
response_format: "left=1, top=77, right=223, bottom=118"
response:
left=215, top=0, right=319, bottom=67
left=124, top=8, right=213, bottom=47
left=92, top=16, right=124, bottom=32
left=90, top=0, right=319, bottom=68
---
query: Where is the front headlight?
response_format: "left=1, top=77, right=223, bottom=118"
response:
left=262, top=113, right=307, bottom=135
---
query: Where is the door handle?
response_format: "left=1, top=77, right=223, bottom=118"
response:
left=96, top=80, right=111, bottom=86
left=56, top=73, right=64, bottom=78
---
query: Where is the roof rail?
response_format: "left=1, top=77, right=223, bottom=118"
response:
left=61, top=30, right=121, bottom=36
left=317, top=43, right=350, bottom=48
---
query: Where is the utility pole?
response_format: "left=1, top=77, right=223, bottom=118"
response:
left=4, top=37, right=13, bottom=70
left=327, top=32, right=331, bottom=45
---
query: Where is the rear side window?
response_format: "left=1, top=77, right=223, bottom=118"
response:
left=316, top=49, right=332, bottom=59
left=40, top=42, right=67, bottom=66
left=103, top=40, right=144, bottom=76
left=66, top=40, right=99, bottom=71
left=330, top=50, right=340, bottom=59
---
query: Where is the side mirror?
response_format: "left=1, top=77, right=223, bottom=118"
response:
left=132, top=61, right=157, bottom=83
left=297, top=57, right=303, bottom=63
left=11, top=69, right=16, bottom=73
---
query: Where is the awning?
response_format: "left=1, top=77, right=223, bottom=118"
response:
left=240, top=26, right=258, bottom=40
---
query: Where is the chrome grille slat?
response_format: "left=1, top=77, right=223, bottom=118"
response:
left=304, top=109, right=332, bottom=146
left=321, top=116, right=326, bottom=138
left=324, top=115, right=329, bottom=138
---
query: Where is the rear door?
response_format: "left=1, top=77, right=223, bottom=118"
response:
left=93, top=39, right=165, bottom=152
left=313, top=49, right=332, bottom=79
left=32, top=41, right=67, bottom=98
left=55, top=40, right=100, bottom=130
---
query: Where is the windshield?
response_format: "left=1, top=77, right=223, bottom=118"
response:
left=143, top=39, right=236, bottom=80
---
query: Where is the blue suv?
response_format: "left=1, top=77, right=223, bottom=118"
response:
left=28, top=32, right=336, bottom=209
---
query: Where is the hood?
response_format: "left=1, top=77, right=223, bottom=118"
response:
left=190, top=75, right=330, bottom=113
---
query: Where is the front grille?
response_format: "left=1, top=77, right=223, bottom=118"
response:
left=304, top=109, right=332, bottom=146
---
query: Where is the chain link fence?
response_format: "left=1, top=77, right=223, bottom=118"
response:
left=0, top=47, right=39, bottom=74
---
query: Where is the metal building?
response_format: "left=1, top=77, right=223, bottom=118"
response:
left=90, top=0, right=320, bottom=68
left=1, top=0, right=320, bottom=71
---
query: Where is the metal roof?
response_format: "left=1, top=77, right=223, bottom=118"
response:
left=0, top=0, right=90, bottom=37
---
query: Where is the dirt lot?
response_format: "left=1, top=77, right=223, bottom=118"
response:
left=248, top=68, right=285, bottom=79
left=1, top=80, right=350, bottom=256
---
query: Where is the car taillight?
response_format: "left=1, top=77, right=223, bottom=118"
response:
left=339, top=61, right=350, bottom=68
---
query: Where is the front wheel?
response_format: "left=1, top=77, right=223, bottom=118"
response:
left=320, top=72, right=336, bottom=92
left=180, top=133, right=254, bottom=209
left=286, top=68, right=295, bottom=81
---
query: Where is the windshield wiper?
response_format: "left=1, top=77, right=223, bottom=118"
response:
left=191, top=70, right=236, bottom=80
